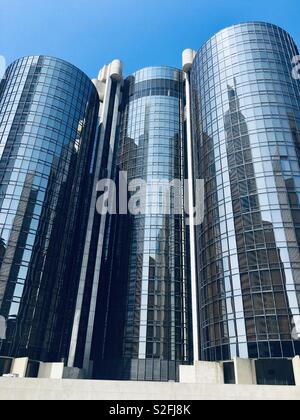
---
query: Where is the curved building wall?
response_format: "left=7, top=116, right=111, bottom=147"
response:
left=0, top=56, right=99, bottom=361
left=191, top=23, right=300, bottom=361
left=95, top=67, right=192, bottom=381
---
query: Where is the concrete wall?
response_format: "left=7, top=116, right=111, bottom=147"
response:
left=0, top=378, right=299, bottom=400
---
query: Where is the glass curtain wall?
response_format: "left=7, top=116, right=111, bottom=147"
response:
left=0, top=56, right=99, bottom=361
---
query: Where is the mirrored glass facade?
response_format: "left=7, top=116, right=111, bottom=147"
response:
left=93, top=67, right=193, bottom=381
left=0, top=56, right=99, bottom=361
left=191, top=22, right=300, bottom=361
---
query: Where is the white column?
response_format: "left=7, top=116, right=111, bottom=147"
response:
left=38, top=363, right=64, bottom=379
left=293, top=356, right=300, bottom=386
left=10, top=358, right=29, bottom=378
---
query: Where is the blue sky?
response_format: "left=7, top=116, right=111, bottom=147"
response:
left=1, top=0, right=300, bottom=77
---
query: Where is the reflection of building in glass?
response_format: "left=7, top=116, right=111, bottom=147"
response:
left=191, top=22, right=300, bottom=362
left=92, top=67, right=193, bottom=382
left=0, top=56, right=99, bottom=361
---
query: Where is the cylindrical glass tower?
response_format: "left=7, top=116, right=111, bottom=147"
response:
left=94, top=67, right=192, bottom=381
left=191, top=23, right=300, bottom=361
left=0, top=56, right=99, bottom=361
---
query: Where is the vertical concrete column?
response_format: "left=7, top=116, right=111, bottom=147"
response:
left=68, top=60, right=123, bottom=376
left=10, top=358, right=29, bottom=378
left=38, top=363, right=64, bottom=379
left=234, top=358, right=257, bottom=385
left=292, top=356, right=300, bottom=386
left=63, top=367, right=85, bottom=379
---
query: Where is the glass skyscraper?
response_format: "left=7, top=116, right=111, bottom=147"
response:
left=0, top=56, right=99, bottom=361
left=191, top=22, right=300, bottom=361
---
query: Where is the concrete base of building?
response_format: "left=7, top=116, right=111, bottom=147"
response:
left=63, top=367, right=86, bottom=380
left=0, top=377, right=299, bottom=400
